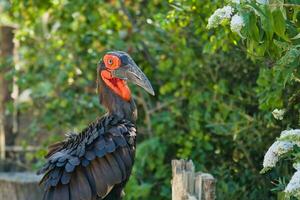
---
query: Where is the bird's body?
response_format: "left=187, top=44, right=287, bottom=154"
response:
left=39, top=51, right=154, bottom=200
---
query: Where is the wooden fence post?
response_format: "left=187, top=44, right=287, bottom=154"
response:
left=0, top=172, right=43, bottom=200
left=172, top=159, right=216, bottom=200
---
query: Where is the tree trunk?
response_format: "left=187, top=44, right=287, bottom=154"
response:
left=12, top=33, right=19, bottom=137
left=0, top=25, right=15, bottom=159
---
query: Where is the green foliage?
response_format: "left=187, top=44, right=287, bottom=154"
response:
left=207, top=0, right=300, bottom=198
left=1, top=0, right=299, bottom=199
left=125, top=137, right=169, bottom=199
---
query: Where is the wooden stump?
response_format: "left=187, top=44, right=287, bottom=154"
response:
left=172, top=160, right=216, bottom=200
left=0, top=172, right=43, bottom=200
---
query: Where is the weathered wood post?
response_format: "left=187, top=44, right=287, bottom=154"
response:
left=172, top=159, right=216, bottom=200
left=0, top=172, right=43, bottom=200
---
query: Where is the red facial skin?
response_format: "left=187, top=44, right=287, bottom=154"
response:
left=100, top=54, right=131, bottom=101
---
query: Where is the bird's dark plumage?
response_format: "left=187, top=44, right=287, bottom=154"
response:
left=38, top=115, right=136, bottom=200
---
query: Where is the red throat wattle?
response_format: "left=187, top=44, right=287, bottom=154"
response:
left=101, top=70, right=131, bottom=101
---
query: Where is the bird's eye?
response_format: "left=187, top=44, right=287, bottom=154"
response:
left=104, top=54, right=120, bottom=70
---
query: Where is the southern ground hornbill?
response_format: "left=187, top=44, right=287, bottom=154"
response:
left=38, top=51, right=155, bottom=200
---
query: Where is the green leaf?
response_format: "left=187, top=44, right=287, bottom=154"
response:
left=291, top=33, right=300, bottom=40
left=272, top=9, right=288, bottom=40
left=277, top=192, right=285, bottom=200
left=256, top=42, right=267, bottom=56
left=246, top=2, right=265, bottom=17
left=276, top=48, right=300, bottom=67
left=260, top=167, right=272, bottom=174
left=261, top=5, right=274, bottom=40
left=245, top=12, right=260, bottom=42
left=273, top=40, right=291, bottom=51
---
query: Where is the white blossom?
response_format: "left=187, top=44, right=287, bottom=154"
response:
left=231, top=0, right=240, bottom=4
left=263, top=129, right=300, bottom=196
left=281, top=129, right=300, bottom=137
left=280, top=129, right=300, bottom=146
left=262, top=129, right=300, bottom=172
left=256, top=0, right=268, bottom=4
left=293, top=163, right=300, bottom=171
left=16, top=89, right=32, bottom=103
left=230, top=14, right=245, bottom=35
left=207, top=6, right=234, bottom=29
left=272, top=108, right=286, bottom=120
left=285, top=170, right=300, bottom=198
left=262, top=141, right=294, bottom=169
left=281, top=129, right=300, bottom=141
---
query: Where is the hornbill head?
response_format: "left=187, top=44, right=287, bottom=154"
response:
left=98, top=51, right=155, bottom=101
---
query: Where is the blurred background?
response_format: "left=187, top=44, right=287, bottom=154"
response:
left=0, top=0, right=298, bottom=199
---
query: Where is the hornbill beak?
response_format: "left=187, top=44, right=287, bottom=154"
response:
left=112, top=59, right=155, bottom=96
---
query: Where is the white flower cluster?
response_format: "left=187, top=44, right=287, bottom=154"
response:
left=263, top=129, right=300, bottom=169
left=207, top=6, right=234, bottom=29
left=262, top=129, right=300, bottom=197
left=262, top=141, right=294, bottom=169
left=208, top=0, right=270, bottom=35
left=281, top=129, right=300, bottom=137
left=272, top=108, right=286, bottom=120
left=207, top=5, right=245, bottom=36
left=281, top=129, right=300, bottom=146
left=230, top=14, right=245, bottom=35
left=285, top=170, right=300, bottom=198
left=293, top=163, right=300, bottom=170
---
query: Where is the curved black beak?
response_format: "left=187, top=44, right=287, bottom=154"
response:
left=111, top=59, right=155, bottom=96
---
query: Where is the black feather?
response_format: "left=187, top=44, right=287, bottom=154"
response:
left=105, top=155, right=122, bottom=183
left=85, top=150, right=96, bottom=161
left=56, top=161, right=66, bottom=167
left=68, top=157, right=80, bottom=166
left=43, top=187, right=54, bottom=200
left=61, top=171, right=72, bottom=184
left=39, top=114, right=137, bottom=200
left=82, top=158, right=90, bottom=167
left=95, top=147, right=106, bottom=158
left=52, top=184, right=69, bottom=200
left=70, top=168, right=92, bottom=200
left=105, top=137, right=116, bottom=153
left=65, top=162, right=75, bottom=173
left=90, top=158, right=108, bottom=197
left=111, top=152, right=127, bottom=180
left=113, top=136, right=127, bottom=147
